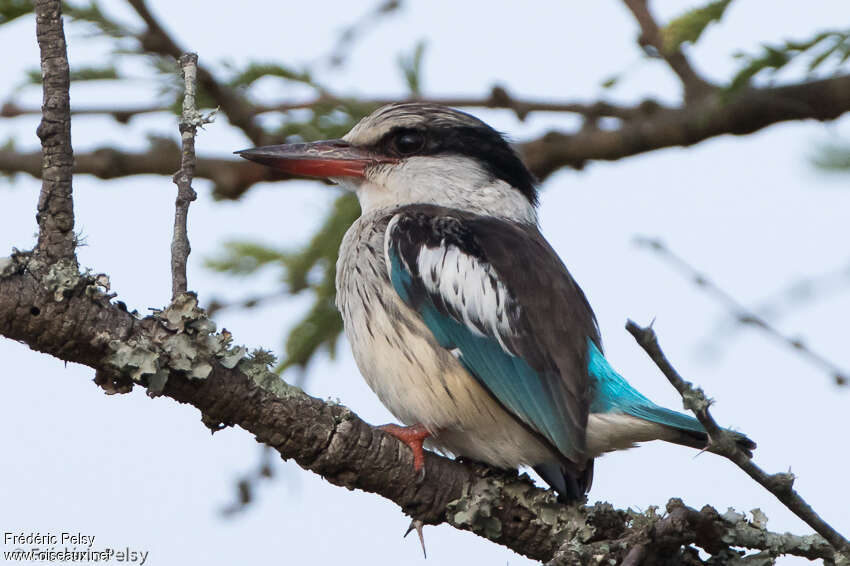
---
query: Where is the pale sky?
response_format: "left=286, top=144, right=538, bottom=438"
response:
left=1, top=2, right=848, bottom=565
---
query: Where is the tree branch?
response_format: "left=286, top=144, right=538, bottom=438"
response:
left=2, top=101, right=166, bottom=122
left=0, top=258, right=839, bottom=564
left=125, top=0, right=268, bottom=145
left=206, top=290, right=289, bottom=317
left=1, top=88, right=655, bottom=123
left=521, top=73, right=850, bottom=177
left=0, top=145, right=294, bottom=200
left=5, top=74, right=850, bottom=197
left=635, top=236, right=849, bottom=386
left=34, top=0, right=75, bottom=263
left=321, top=0, right=403, bottom=69
left=549, top=498, right=834, bottom=566
left=621, top=0, right=714, bottom=101
left=700, top=258, right=850, bottom=385
left=626, top=319, right=850, bottom=559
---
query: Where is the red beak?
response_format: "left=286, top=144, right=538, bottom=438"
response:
left=235, top=139, right=390, bottom=179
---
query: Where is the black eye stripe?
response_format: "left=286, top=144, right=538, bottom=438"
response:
left=393, top=130, right=426, bottom=155
left=371, top=124, right=538, bottom=206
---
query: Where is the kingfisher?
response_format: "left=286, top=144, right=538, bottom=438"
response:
left=238, top=103, right=754, bottom=502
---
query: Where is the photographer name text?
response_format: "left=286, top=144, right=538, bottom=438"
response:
left=3, top=533, right=148, bottom=564
left=5, top=532, right=96, bottom=548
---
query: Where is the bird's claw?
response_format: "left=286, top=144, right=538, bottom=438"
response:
left=404, top=519, right=427, bottom=558
left=377, top=423, right=430, bottom=479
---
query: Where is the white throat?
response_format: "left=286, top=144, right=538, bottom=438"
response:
left=337, top=155, right=538, bottom=225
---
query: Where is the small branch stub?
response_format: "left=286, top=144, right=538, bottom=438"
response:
left=625, top=319, right=850, bottom=557
left=170, top=52, right=209, bottom=300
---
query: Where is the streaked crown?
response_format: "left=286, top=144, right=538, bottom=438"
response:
left=344, top=103, right=538, bottom=205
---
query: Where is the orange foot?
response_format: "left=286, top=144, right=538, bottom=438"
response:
left=377, top=423, right=430, bottom=477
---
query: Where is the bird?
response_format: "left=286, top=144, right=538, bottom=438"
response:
left=237, top=102, right=754, bottom=503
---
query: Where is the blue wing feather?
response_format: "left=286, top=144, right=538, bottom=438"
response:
left=388, top=246, right=576, bottom=459
left=391, top=233, right=705, bottom=447
left=387, top=208, right=751, bottom=472
left=587, top=340, right=706, bottom=434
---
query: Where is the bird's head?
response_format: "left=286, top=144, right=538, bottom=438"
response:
left=237, top=103, right=538, bottom=224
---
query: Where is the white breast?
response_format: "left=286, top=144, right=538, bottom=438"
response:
left=335, top=211, right=554, bottom=468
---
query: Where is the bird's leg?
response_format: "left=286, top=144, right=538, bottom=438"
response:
left=378, top=424, right=430, bottom=554
left=377, top=423, right=430, bottom=477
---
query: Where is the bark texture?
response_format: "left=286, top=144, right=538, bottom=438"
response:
left=0, top=254, right=841, bottom=564
left=34, top=0, right=75, bottom=262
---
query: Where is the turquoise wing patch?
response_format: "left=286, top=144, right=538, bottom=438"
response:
left=388, top=246, right=580, bottom=460
left=587, top=340, right=706, bottom=434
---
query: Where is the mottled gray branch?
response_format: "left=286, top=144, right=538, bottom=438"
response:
left=0, top=255, right=580, bottom=561
left=33, top=0, right=75, bottom=263
left=549, top=498, right=833, bottom=566
left=0, top=254, right=839, bottom=564
left=635, top=236, right=849, bottom=386
left=626, top=319, right=850, bottom=559
left=170, top=53, right=203, bottom=300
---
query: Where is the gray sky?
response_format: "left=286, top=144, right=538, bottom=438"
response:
left=1, top=1, right=848, bottom=564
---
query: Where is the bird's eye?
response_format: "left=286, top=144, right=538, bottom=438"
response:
left=392, top=131, right=426, bottom=155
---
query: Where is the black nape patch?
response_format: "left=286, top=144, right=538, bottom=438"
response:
left=375, top=124, right=539, bottom=206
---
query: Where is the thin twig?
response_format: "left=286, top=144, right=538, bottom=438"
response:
left=621, top=0, right=714, bottom=102
left=34, top=0, right=76, bottom=262
left=1, top=90, right=657, bottom=123
left=126, top=0, right=267, bottom=145
left=700, top=260, right=850, bottom=382
left=260, top=88, right=655, bottom=122
left=170, top=53, right=205, bottom=299
left=625, top=319, right=850, bottom=557
left=0, top=145, right=290, bottom=201
left=635, top=236, right=849, bottom=386
left=321, top=0, right=403, bottom=69
left=220, top=446, right=277, bottom=517
left=206, top=290, right=289, bottom=317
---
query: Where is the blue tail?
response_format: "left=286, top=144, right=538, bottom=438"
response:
left=586, top=340, right=755, bottom=453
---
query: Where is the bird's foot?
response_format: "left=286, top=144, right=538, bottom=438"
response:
left=377, top=423, right=430, bottom=481
left=404, top=519, right=427, bottom=558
